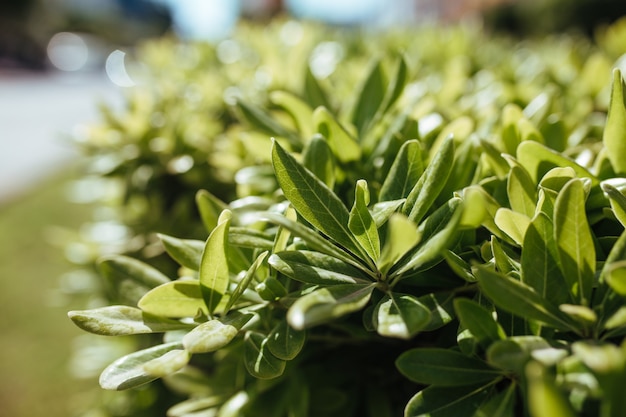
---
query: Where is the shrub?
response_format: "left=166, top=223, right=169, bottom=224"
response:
left=67, top=19, right=626, bottom=417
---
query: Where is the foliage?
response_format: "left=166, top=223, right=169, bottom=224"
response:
left=66, top=18, right=626, bottom=417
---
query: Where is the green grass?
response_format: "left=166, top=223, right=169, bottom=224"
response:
left=0, top=169, right=98, bottom=417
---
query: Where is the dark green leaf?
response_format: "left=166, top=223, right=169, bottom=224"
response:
left=352, top=60, right=386, bottom=135
left=303, top=134, right=335, bottom=188
left=404, top=383, right=492, bottom=417
left=397, top=348, right=501, bottom=387
left=244, top=332, right=286, bottom=379
left=269, top=250, right=372, bottom=286
left=225, top=251, right=268, bottom=312
left=418, top=292, right=456, bottom=331
left=304, top=65, right=330, bottom=109
left=267, top=319, right=306, bottom=360
left=404, top=136, right=455, bottom=224
left=99, top=255, right=170, bottom=289
left=272, top=139, right=365, bottom=259
left=475, top=265, right=578, bottom=332
left=454, top=298, right=506, bottom=348
left=602, top=182, right=626, bottom=227
left=473, top=383, right=516, bottom=417
left=235, top=99, right=297, bottom=143
left=379, top=140, right=424, bottom=202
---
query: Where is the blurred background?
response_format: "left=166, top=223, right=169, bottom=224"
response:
left=1, top=0, right=626, bottom=416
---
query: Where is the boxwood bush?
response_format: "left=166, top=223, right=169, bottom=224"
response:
left=66, top=18, right=626, bottom=417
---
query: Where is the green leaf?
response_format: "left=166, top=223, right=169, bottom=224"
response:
left=554, top=178, right=595, bottom=305
left=480, top=139, right=510, bottom=179
left=199, top=210, right=231, bottom=315
left=517, top=140, right=597, bottom=185
left=522, top=213, right=571, bottom=306
left=602, top=182, right=626, bottom=227
left=349, top=180, right=380, bottom=262
left=374, top=293, right=431, bottom=339
left=224, top=251, right=268, bottom=312
left=270, top=90, right=314, bottom=140
left=196, top=189, right=228, bottom=233
left=228, top=227, right=274, bottom=250
left=404, top=136, right=455, bottom=224
left=266, top=319, right=306, bottom=360
left=269, top=250, right=372, bottom=286
left=500, top=104, right=523, bottom=155
left=378, top=213, right=421, bottom=276
left=99, top=342, right=183, bottom=390
left=158, top=234, right=204, bottom=270
left=68, top=305, right=191, bottom=336
left=138, top=280, right=206, bottom=318
left=526, top=361, right=577, bottom=417
left=486, top=336, right=554, bottom=374
left=352, top=60, right=386, bottom=136
left=271, top=140, right=364, bottom=259
left=183, top=314, right=252, bottom=354
left=313, top=106, right=361, bottom=163
left=98, top=255, right=170, bottom=301
left=167, top=396, right=225, bottom=417
left=303, top=134, right=335, bottom=188
left=394, top=198, right=463, bottom=277
left=396, top=348, right=501, bottom=386
left=244, top=332, right=286, bottom=379
left=287, top=283, right=376, bottom=330
left=473, top=383, right=516, bottom=417
left=474, top=265, right=577, bottom=332
left=235, top=99, right=297, bottom=143
left=603, top=68, right=626, bottom=175
left=454, top=298, right=506, bottom=348
left=379, top=139, right=424, bottom=202
left=404, top=383, right=492, bottom=417
left=605, top=260, right=626, bottom=296
left=494, top=208, right=530, bottom=246
left=380, top=53, right=409, bottom=114
left=259, top=211, right=363, bottom=269
left=372, top=199, right=407, bottom=228
left=418, top=292, right=456, bottom=331
left=142, top=349, right=190, bottom=378
left=507, top=164, right=537, bottom=217
left=304, top=65, right=330, bottom=109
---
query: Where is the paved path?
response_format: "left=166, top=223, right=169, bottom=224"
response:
left=0, top=70, right=122, bottom=202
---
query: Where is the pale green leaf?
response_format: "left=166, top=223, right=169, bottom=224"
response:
left=196, top=189, right=229, bottom=233
left=270, top=90, right=314, bottom=140
left=404, top=135, right=455, bottom=224
left=244, top=332, right=286, bottom=379
left=68, top=305, right=191, bottom=336
left=378, top=213, right=421, bottom=276
left=287, top=283, right=376, bottom=330
left=375, top=293, right=431, bottom=339
left=474, top=265, right=578, bottom=332
left=602, top=182, right=626, bottom=227
left=167, top=396, right=226, bottom=417
left=486, top=336, right=552, bottom=374
left=501, top=103, right=524, bottom=155
left=349, top=180, right=380, bottom=261
left=379, top=139, right=424, bottom=203
left=454, top=298, right=506, bottom=348
left=235, top=99, right=297, bottom=143
left=269, top=250, right=372, bottom=286
left=494, top=208, right=530, bottom=246
left=266, top=319, right=306, bottom=360
left=396, top=348, right=501, bottom=386
left=142, top=349, right=190, bottom=377
left=183, top=314, right=252, bottom=354
left=372, top=199, right=406, bottom=228
left=138, top=280, right=206, bottom=318
left=158, top=234, right=204, bottom=270
left=554, top=178, right=595, bottom=305
left=271, top=140, right=364, bottom=259
left=603, top=68, right=626, bottom=175
left=302, top=134, right=335, bottom=188
left=526, top=361, right=577, bottom=417
left=304, top=65, right=330, bottom=109
left=224, top=251, right=268, bottom=312
left=507, top=164, right=537, bottom=217
left=352, top=60, right=386, bottom=135
left=199, top=210, right=231, bottom=315
left=404, top=383, right=492, bottom=417
left=480, top=139, right=510, bottom=179
left=313, top=106, right=361, bottom=163
left=99, top=342, right=183, bottom=390
left=605, top=260, right=626, bottom=296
